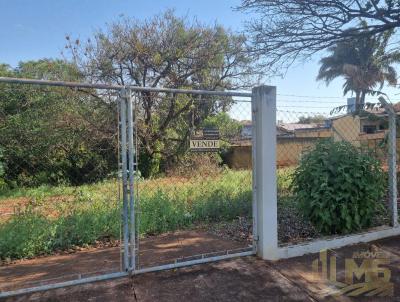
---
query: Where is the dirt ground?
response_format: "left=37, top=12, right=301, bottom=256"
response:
left=0, top=230, right=249, bottom=292
left=2, top=234, right=400, bottom=301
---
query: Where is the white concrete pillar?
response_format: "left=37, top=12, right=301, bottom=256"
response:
left=252, top=85, right=279, bottom=260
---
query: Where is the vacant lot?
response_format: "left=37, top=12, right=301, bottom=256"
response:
left=1, top=167, right=390, bottom=263
left=0, top=170, right=254, bottom=261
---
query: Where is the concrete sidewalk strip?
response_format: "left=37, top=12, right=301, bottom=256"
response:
left=2, top=235, right=400, bottom=301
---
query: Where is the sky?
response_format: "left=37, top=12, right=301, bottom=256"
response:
left=1, top=0, right=400, bottom=119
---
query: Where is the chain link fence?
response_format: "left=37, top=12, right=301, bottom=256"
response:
left=0, top=83, right=125, bottom=292
left=276, top=99, right=397, bottom=246
left=131, top=91, right=254, bottom=269
left=0, top=80, right=255, bottom=294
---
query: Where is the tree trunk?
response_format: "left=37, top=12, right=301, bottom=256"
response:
left=360, top=91, right=366, bottom=107
left=138, top=147, right=161, bottom=178
left=355, top=91, right=361, bottom=109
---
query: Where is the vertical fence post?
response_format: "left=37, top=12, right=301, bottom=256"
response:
left=251, top=92, right=258, bottom=254
left=252, top=86, right=279, bottom=260
left=119, top=89, right=130, bottom=270
left=388, top=108, right=398, bottom=227
left=127, top=89, right=136, bottom=271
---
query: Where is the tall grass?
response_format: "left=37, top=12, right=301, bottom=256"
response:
left=139, top=171, right=252, bottom=234
left=0, top=170, right=253, bottom=260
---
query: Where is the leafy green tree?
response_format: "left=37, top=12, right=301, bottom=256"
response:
left=0, top=59, right=118, bottom=187
left=65, top=11, right=257, bottom=177
left=201, top=112, right=242, bottom=139
left=317, top=25, right=400, bottom=106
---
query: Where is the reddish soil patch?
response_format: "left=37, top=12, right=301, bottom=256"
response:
left=0, top=197, right=29, bottom=222
left=0, top=230, right=249, bottom=292
left=0, top=195, right=73, bottom=222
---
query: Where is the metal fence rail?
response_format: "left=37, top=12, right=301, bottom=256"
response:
left=0, top=77, right=252, bottom=97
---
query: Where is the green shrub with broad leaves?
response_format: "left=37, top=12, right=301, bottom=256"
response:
left=291, top=140, right=386, bottom=235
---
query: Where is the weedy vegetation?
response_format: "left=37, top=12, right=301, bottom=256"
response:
left=0, top=170, right=253, bottom=260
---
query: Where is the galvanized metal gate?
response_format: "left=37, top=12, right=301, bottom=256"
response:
left=118, top=87, right=256, bottom=275
left=0, top=77, right=256, bottom=298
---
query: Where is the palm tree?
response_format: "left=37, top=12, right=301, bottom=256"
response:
left=317, top=24, right=400, bottom=106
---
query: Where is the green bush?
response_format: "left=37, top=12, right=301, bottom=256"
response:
left=291, top=140, right=385, bottom=235
left=277, top=168, right=294, bottom=195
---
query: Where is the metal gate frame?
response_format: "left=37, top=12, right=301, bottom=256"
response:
left=0, top=77, right=256, bottom=298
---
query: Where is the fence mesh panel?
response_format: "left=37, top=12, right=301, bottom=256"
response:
left=132, top=91, right=254, bottom=269
left=0, top=84, right=124, bottom=292
left=276, top=101, right=394, bottom=246
left=0, top=83, right=255, bottom=293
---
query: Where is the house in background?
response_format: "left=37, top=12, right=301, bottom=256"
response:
left=226, top=98, right=400, bottom=169
left=277, top=122, right=331, bottom=138
left=329, top=113, right=388, bottom=145
left=227, top=120, right=331, bottom=169
left=238, top=120, right=331, bottom=140
left=329, top=97, right=397, bottom=145
left=275, top=122, right=331, bottom=166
